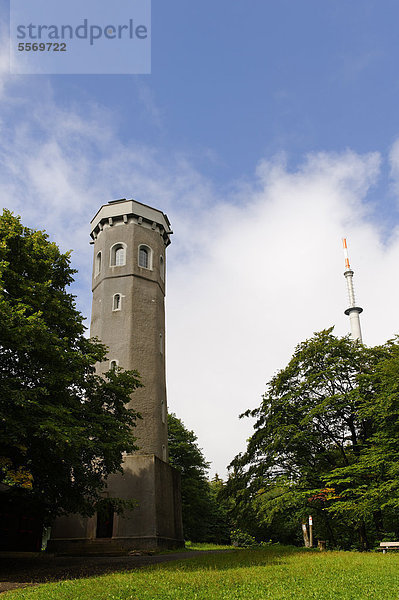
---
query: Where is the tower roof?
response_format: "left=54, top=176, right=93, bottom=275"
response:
left=90, top=198, right=173, bottom=246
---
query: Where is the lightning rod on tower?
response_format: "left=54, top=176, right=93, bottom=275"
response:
left=342, top=238, right=363, bottom=342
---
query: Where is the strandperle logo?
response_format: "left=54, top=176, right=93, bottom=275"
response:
left=10, top=0, right=151, bottom=75
left=16, top=18, right=148, bottom=46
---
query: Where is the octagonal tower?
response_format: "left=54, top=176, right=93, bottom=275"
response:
left=48, top=199, right=183, bottom=553
left=90, top=198, right=171, bottom=459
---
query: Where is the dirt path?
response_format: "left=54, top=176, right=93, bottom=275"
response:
left=0, top=550, right=231, bottom=594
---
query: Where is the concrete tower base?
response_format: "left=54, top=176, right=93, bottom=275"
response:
left=48, top=455, right=184, bottom=555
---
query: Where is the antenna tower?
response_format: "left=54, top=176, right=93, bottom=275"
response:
left=342, top=238, right=363, bottom=342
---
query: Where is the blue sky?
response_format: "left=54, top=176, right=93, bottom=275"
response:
left=2, top=1, right=399, bottom=474
left=52, top=1, right=399, bottom=180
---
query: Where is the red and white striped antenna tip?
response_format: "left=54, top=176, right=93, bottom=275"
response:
left=342, top=238, right=351, bottom=270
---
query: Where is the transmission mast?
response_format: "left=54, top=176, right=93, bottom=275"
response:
left=342, top=238, right=363, bottom=342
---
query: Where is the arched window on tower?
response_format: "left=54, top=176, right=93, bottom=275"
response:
left=115, top=246, right=125, bottom=266
left=113, top=294, right=121, bottom=311
left=95, top=252, right=102, bottom=276
left=110, top=243, right=126, bottom=267
left=109, top=359, right=119, bottom=370
left=138, top=245, right=152, bottom=269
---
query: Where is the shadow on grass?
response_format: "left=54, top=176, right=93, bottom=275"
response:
left=149, top=546, right=303, bottom=573
left=0, top=546, right=303, bottom=592
left=0, top=551, right=230, bottom=588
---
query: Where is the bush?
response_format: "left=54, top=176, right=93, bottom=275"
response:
left=230, top=528, right=257, bottom=547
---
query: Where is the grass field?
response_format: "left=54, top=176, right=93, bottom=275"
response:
left=185, top=542, right=233, bottom=551
left=151, top=542, right=235, bottom=555
left=5, top=545, right=399, bottom=600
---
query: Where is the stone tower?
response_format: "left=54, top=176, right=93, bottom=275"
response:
left=48, top=199, right=183, bottom=553
left=90, top=198, right=171, bottom=459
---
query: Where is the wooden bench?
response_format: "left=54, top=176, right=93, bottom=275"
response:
left=380, top=542, right=399, bottom=553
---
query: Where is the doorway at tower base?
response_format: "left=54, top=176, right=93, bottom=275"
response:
left=47, top=455, right=184, bottom=555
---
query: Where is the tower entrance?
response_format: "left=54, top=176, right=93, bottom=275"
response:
left=96, top=503, right=114, bottom=539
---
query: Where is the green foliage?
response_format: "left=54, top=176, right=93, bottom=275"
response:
left=6, top=546, right=399, bottom=600
left=230, top=528, right=257, bottom=547
left=167, top=414, right=230, bottom=542
left=206, top=475, right=231, bottom=544
left=321, top=338, right=399, bottom=543
left=0, top=210, right=142, bottom=520
left=167, top=412, right=210, bottom=541
left=228, top=329, right=399, bottom=549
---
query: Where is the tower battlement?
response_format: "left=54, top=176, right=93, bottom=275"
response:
left=90, top=198, right=172, bottom=247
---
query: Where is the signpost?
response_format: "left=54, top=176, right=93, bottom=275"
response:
left=301, top=522, right=310, bottom=547
left=309, top=515, right=313, bottom=547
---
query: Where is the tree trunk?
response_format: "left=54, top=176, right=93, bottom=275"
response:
left=358, top=521, right=368, bottom=550
left=373, top=510, right=384, bottom=536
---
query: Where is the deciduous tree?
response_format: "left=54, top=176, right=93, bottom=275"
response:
left=0, top=210, right=142, bottom=521
left=167, top=412, right=212, bottom=541
left=228, top=329, right=396, bottom=549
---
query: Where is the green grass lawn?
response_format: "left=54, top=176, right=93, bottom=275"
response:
left=185, top=542, right=234, bottom=551
left=154, top=542, right=234, bottom=555
left=5, top=545, right=399, bottom=600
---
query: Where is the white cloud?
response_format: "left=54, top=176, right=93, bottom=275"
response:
left=1, top=74, right=399, bottom=476
left=166, top=148, right=390, bottom=476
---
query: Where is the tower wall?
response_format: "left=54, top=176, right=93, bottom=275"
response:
left=90, top=207, right=169, bottom=458
left=48, top=199, right=183, bottom=553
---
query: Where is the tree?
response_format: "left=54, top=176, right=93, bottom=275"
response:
left=228, top=328, right=396, bottom=549
left=167, top=414, right=231, bottom=543
left=206, top=474, right=231, bottom=544
left=324, top=337, right=399, bottom=540
left=167, top=413, right=212, bottom=541
left=0, top=209, right=142, bottom=522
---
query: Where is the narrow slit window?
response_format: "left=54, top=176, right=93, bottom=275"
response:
left=95, top=252, right=102, bottom=276
left=160, top=256, right=165, bottom=280
left=113, top=294, right=121, bottom=311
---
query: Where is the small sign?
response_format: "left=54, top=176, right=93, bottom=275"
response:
left=309, top=516, right=313, bottom=525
